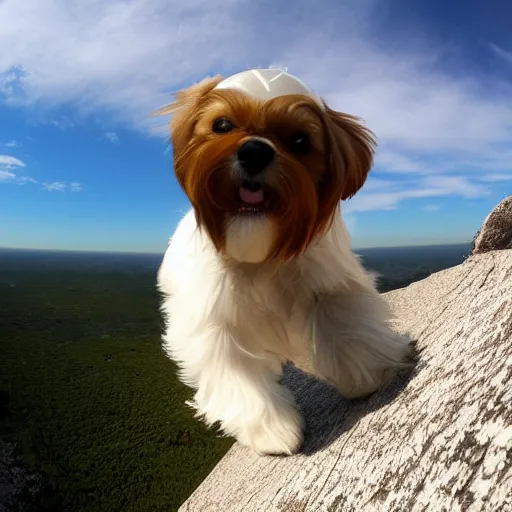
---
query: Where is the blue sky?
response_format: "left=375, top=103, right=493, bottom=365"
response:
left=1, top=0, right=511, bottom=253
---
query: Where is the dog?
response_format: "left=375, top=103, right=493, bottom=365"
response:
left=155, top=69, right=411, bottom=455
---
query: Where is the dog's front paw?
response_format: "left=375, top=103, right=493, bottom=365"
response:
left=237, top=404, right=304, bottom=456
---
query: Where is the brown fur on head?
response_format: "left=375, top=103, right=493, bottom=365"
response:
left=154, top=76, right=376, bottom=262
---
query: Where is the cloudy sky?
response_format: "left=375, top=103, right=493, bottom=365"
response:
left=1, top=0, right=511, bottom=252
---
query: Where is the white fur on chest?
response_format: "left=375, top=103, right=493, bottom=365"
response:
left=157, top=209, right=375, bottom=373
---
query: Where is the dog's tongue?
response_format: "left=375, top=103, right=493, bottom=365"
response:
left=239, top=186, right=264, bottom=205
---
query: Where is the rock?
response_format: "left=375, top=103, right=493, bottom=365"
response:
left=179, top=204, right=512, bottom=511
left=471, top=195, right=512, bottom=255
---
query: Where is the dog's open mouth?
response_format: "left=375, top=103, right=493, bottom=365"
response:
left=237, top=181, right=268, bottom=215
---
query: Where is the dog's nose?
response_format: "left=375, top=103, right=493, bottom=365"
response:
left=237, top=139, right=275, bottom=176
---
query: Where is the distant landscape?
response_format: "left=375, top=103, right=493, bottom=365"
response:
left=0, top=243, right=471, bottom=511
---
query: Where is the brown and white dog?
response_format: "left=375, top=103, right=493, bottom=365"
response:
left=156, top=69, right=411, bottom=455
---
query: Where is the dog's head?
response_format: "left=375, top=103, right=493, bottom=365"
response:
left=155, top=70, right=376, bottom=263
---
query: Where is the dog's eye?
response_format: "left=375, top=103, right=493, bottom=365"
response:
left=289, top=132, right=311, bottom=155
left=212, top=117, right=234, bottom=134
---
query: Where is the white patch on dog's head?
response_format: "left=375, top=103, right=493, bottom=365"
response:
left=214, top=68, right=325, bottom=109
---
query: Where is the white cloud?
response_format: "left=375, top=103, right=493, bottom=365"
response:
left=0, top=153, right=31, bottom=184
left=16, top=175, right=38, bottom=185
left=1, top=172, right=81, bottom=190
left=420, top=175, right=486, bottom=199
left=0, top=154, right=25, bottom=168
left=0, top=0, right=248, bottom=121
left=373, top=150, right=424, bottom=174
left=478, top=173, right=512, bottom=182
left=0, top=170, right=16, bottom=181
left=359, top=177, right=397, bottom=192
left=48, top=116, right=75, bottom=131
left=422, top=204, right=441, bottom=212
left=0, top=167, right=85, bottom=190
left=489, top=42, right=512, bottom=65
left=344, top=175, right=490, bottom=213
left=104, top=131, right=119, bottom=143
left=43, top=181, right=66, bottom=192
left=0, top=69, right=22, bottom=97
left=3, top=140, right=20, bottom=148
left=0, top=152, right=83, bottom=191
left=0, top=0, right=511, bottom=211
left=0, top=169, right=37, bottom=185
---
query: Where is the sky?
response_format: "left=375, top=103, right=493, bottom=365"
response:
left=1, top=0, right=512, bottom=253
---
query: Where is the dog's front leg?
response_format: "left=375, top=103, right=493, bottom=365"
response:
left=187, top=324, right=304, bottom=455
left=311, top=291, right=411, bottom=399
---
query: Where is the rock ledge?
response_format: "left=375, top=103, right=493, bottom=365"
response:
left=180, top=198, right=512, bottom=512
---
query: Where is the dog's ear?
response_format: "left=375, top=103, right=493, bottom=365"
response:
left=152, top=75, right=223, bottom=117
left=322, top=104, right=376, bottom=201
left=152, top=75, right=223, bottom=155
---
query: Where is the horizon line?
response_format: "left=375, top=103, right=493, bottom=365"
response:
left=0, top=240, right=473, bottom=257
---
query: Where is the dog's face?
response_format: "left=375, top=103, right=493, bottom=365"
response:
left=157, top=76, right=376, bottom=263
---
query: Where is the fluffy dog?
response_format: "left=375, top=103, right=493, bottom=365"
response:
left=156, top=69, right=411, bottom=455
